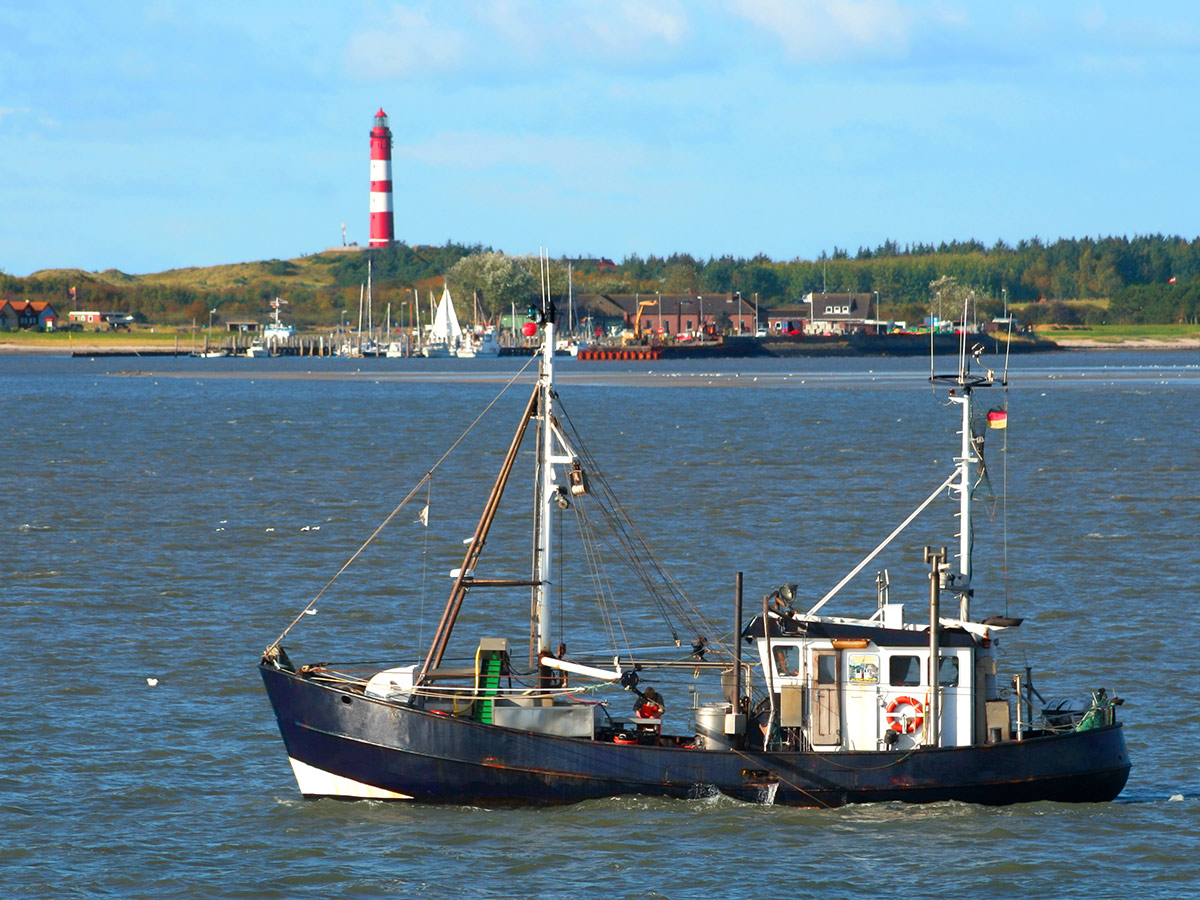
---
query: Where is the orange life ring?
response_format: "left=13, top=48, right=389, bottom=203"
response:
left=885, top=696, right=924, bottom=733
left=613, top=733, right=636, bottom=744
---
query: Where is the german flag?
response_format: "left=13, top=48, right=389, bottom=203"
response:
left=986, top=408, right=1008, bottom=429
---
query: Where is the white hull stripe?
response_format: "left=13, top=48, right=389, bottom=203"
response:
left=287, top=757, right=413, bottom=800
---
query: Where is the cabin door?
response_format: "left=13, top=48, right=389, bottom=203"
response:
left=810, top=650, right=840, bottom=746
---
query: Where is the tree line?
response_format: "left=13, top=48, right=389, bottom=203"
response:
left=4, top=233, right=1198, bottom=328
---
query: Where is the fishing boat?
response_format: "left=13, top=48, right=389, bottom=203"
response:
left=456, top=291, right=501, bottom=358
left=262, top=298, right=295, bottom=344
left=457, top=326, right=501, bottom=359
left=260, top=285, right=1130, bottom=808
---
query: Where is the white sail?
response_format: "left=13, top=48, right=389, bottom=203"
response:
left=429, top=287, right=463, bottom=344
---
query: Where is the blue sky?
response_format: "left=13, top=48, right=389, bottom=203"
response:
left=2, top=1, right=1198, bottom=276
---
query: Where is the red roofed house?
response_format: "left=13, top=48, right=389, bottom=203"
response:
left=0, top=300, right=58, bottom=331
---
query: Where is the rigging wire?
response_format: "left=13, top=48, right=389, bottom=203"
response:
left=556, top=396, right=728, bottom=654
left=557, top=498, right=564, bottom=647
left=267, top=353, right=539, bottom=650
left=572, top=494, right=633, bottom=659
left=418, top=476, right=432, bottom=656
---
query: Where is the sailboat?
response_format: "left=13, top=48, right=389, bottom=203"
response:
left=260, top=286, right=1130, bottom=807
left=457, top=290, right=501, bottom=358
left=457, top=327, right=501, bottom=359
left=422, top=285, right=463, bottom=358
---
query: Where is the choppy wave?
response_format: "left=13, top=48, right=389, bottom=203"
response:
left=1, top=350, right=1195, bottom=899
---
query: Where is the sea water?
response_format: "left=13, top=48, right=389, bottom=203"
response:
left=1, top=350, right=1197, bottom=899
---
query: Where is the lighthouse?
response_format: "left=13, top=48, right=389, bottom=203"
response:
left=369, top=108, right=394, bottom=247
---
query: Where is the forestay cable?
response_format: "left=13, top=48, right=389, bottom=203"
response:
left=268, top=355, right=538, bottom=649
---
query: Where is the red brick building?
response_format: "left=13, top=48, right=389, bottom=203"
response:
left=575, top=293, right=759, bottom=338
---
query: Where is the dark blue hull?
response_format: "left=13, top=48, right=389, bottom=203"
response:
left=260, top=665, right=1130, bottom=807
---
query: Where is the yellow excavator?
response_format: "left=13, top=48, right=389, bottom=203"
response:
left=621, top=298, right=659, bottom=344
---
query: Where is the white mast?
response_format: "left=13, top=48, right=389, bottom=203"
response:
left=532, top=250, right=579, bottom=668
left=413, top=288, right=420, bottom=350
left=534, top=263, right=557, bottom=661
left=356, top=283, right=364, bottom=352
left=943, top=340, right=993, bottom=621
left=949, top=382, right=974, bottom=620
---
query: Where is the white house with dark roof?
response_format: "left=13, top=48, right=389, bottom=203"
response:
left=802, top=292, right=875, bottom=335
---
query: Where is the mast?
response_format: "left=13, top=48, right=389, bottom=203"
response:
left=953, top=372, right=972, bottom=601
left=531, top=252, right=581, bottom=678
left=534, top=300, right=556, bottom=664
left=933, top=343, right=993, bottom=621
left=532, top=252, right=560, bottom=669
left=413, top=288, right=420, bottom=352
left=356, top=283, right=364, bottom=352
left=419, top=253, right=583, bottom=686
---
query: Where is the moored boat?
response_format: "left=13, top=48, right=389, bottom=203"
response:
left=422, top=286, right=463, bottom=358
left=262, top=297, right=295, bottom=343
left=260, top=276, right=1130, bottom=807
left=458, top=327, right=501, bottom=358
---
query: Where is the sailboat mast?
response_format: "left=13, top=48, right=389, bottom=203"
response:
left=567, top=262, right=574, bottom=333
left=413, top=288, right=420, bottom=351
left=357, top=283, right=364, bottom=348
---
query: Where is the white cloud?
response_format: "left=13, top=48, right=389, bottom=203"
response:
left=344, top=0, right=691, bottom=80
left=1079, top=6, right=1108, bottom=32
left=344, top=6, right=467, bottom=79
left=474, top=0, right=689, bottom=56
left=730, top=0, right=912, bottom=61
left=579, top=0, right=690, bottom=50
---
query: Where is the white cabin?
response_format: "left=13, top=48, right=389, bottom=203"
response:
left=752, top=603, right=1011, bottom=752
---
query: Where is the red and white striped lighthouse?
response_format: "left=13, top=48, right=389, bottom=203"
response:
left=369, top=108, right=394, bottom=247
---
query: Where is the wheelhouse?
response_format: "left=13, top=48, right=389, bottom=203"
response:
left=748, top=602, right=1012, bottom=753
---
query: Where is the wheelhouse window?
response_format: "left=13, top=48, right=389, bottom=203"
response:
left=816, top=653, right=837, bottom=684
left=889, top=655, right=921, bottom=686
left=773, top=645, right=799, bottom=676
left=938, top=655, right=959, bottom=687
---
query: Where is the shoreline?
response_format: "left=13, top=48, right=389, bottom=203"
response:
left=2, top=336, right=1199, bottom=356
left=1048, top=337, right=1200, bottom=350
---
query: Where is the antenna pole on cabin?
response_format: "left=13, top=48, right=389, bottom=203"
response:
left=925, top=545, right=946, bottom=748
left=733, top=572, right=743, bottom=714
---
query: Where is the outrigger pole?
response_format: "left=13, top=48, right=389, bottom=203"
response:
left=418, top=385, right=539, bottom=682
